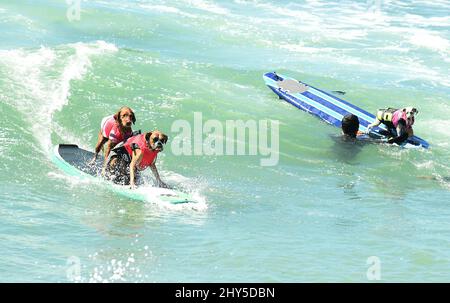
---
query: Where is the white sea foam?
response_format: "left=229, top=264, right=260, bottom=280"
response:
left=402, top=14, right=450, bottom=28
left=52, top=122, right=93, bottom=151
left=130, top=184, right=207, bottom=211
left=0, top=128, right=18, bottom=155
left=141, top=4, right=181, bottom=14
left=84, top=246, right=154, bottom=283
left=414, top=161, right=435, bottom=170
left=410, top=0, right=450, bottom=9
left=0, top=41, right=118, bottom=153
left=184, top=0, right=229, bottom=15
left=229, top=0, right=450, bottom=77
left=139, top=4, right=198, bottom=18
left=409, top=30, right=450, bottom=53
left=289, top=48, right=450, bottom=88
left=136, top=170, right=208, bottom=211
left=278, top=44, right=337, bottom=54
left=47, top=171, right=97, bottom=187
left=428, top=119, right=450, bottom=138
left=49, top=168, right=207, bottom=211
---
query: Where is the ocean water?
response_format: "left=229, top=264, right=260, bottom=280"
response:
left=0, top=0, right=449, bottom=282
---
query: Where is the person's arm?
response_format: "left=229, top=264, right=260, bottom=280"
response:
left=150, top=162, right=168, bottom=188
left=129, top=149, right=143, bottom=189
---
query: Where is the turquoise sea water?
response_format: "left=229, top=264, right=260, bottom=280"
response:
left=1, top=0, right=449, bottom=282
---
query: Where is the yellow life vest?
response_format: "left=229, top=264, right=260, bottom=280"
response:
left=376, top=108, right=397, bottom=122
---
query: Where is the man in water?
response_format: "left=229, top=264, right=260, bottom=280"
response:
left=341, top=113, right=363, bottom=140
left=330, top=113, right=366, bottom=163
left=366, top=107, right=418, bottom=145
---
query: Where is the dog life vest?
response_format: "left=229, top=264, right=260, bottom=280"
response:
left=123, top=134, right=159, bottom=170
left=101, top=115, right=133, bottom=144
left=376, top=108, right=414, bottom=129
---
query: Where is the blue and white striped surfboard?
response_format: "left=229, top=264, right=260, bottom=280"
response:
left=264, top=72, right=429, bottom=149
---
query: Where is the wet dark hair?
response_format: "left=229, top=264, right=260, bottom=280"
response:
left=341, top=114, right=360, bottom=138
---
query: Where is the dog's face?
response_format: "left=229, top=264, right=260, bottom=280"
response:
left=148, top=131, right=168, bottom=152
left=115, top=107, right=135, bottom=129
left=404, top=107, right=418, bottom=120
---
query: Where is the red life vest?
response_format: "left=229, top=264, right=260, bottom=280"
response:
left=392, top=109, right=414, bottom=129
left=101, top=115, right=133, bottom=143
left=124, top=134, right=159, bottom=170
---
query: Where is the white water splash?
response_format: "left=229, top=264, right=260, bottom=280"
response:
left=0, top=41, right=118, bottom=153
left=80, top=244, right=154, bottom=283
left=184, top=0, right=229, bottom=15
left=409, top=30, right=450, bottom=53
